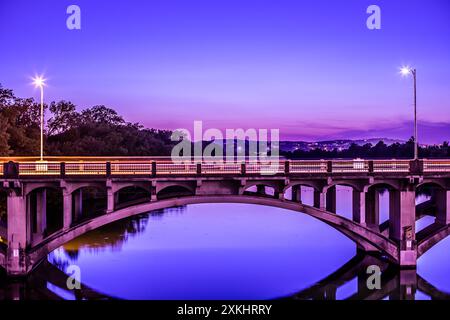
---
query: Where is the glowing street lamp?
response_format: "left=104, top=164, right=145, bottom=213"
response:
left=400, top=66, right=418, bottom=160
left=32, top=76, right=46, bottom=161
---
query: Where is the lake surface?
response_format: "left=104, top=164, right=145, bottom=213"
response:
left=1, top=186, right=450, bottom=300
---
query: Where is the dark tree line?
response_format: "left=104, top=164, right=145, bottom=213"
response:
left=0, top=84, right=174, bottom=156
left=283, top=139, right=450, bottom=159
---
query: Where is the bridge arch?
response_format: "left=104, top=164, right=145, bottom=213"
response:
left=417, top=180, right=447, bottom=191
left=284, top=182, right=321, bottom=193
left=365, top=182, right=398, bottom=192
left=28, top=195, right=399, bottom=271
left=115, top=185, right=151, bottom=210
left=24, top=182, right=60, bottom=196
left=112, top=182, right=151, bottom=195
left=157, top=185, right=194, bottom=200
left=67, top=182, right=106, bottom=195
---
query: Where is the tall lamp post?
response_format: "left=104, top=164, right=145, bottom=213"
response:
left=32, top=76, right=46, bottom=161
left=400, top=66, right=418, bottom=160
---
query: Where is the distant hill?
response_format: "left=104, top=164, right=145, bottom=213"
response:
left=280, top=138, right=406, bottom=152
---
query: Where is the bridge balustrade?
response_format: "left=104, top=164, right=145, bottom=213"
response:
left=0, top=159, right=450, bottom=178
left=155, top=162, right=197, bottom=175
left=423, top=160, right=450, bottom=173
left=289, top=160, right=328, bottom=173
left=110, top=162, right=153, bottom=175
left=18, top=162, right=61, bottom=175
left=372, top=160, right=410, bottom=173
left=329, top=160, right=369, bottom=173
left=65, top=162, right=107, bottom=175
left=201, top=162, right=241, bottom=174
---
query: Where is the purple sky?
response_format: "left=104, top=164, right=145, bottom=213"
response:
left=0, top=0, right=449, bottom=143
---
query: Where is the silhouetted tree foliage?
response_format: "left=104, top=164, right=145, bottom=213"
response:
left=283, top=139, right=450, bottom=159
left=0, top=84, right=174, bottom=156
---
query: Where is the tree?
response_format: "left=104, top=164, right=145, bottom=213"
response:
left=48, top=100, right=80, bottom=135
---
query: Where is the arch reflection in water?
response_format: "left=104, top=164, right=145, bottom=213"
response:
left=1, top=201, right=450, bottom=300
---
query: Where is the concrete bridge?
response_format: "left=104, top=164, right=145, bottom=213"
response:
left=0, top=157, right=449, bottom=276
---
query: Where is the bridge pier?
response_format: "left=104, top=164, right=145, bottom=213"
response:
left=389, top=185, right=417, bottom=268
left=326, top=186, right=336, bottom=213
left=107, top=188, right=114, bottom=214
left=62, top=190, right=72, bottom=229
left=365, top=189, right=380, bottom=231
left=434, top=189, right=450, bottom=225
left=73, top=189, right=83, bottom=222
left=6, top=192, right=28, bottom=276
left=292, top=185, right=302, bottom=203
left=352, top=190, right=366, bottom=226
left=256, top=185, right=266, bottom=196
left=314, top=190, right=326, bottom=210
left=26, top=189, right=48, bottom=243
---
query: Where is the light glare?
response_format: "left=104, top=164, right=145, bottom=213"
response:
left=400, top=66, right=411, bottom=76
left=32, top=76, right=45, bottom=88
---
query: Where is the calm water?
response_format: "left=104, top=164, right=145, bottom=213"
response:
left=2, top=186, right=450, bottom=300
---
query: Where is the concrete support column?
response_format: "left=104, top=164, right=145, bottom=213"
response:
left=34, top=189, right=47, bottom=238
left=365, top=189, right=380, bottom=231
left=63, top=190, right=72, bottom=229
left=389, top=186, right=417, bottom=268
left=256, top=185, right=266, bottom=196
left=314, top=190, right=326, bottom=210
left=275, top=192, right=284, bottom=200
left=352, top=190, right=366, bottom=226
left=150, top=184, right=157, bottom=201
left=107, top=188, right=114, bottom=213
left=435, top=190, right=450, bottom=225
left=292, top=185, right=302, bottom=203
left=326, top=186, right=336, bottom=213
left=73, top=189, right=83, bottom=222
left=6, top=193, right=28, bottom=276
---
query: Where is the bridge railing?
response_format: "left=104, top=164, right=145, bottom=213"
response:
left=201, top=162, right=242, bottom=174
left=65, top=162, right=107, bottom=175
left=110, top=162, right=153, bottom=175
left=289, top=160, right=328, bottom=173
left=1, top=159, right=450, bottom=178
left=372, top=160, right=410, bottom=173
left=423, top=160, right=450, bottom=173
left=18, top=162, right=61, bottom=175
left=329, top=160, right=369, bottom=173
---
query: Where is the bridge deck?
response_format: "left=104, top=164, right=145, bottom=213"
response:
left=1, top=158, right=449, bottom=177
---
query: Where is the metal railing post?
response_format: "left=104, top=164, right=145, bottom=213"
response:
left=241, top=163, right=246, bottom=176
left=368, top=160, right=374, bottom=173
left=106, top=162, right=112, bottom=177
left=284, top=160, right=290, bottom=174
left=4, top=161, right=19, bottom=179
left=151, top=161, right=156, bottom=177
left=409, top=159, right=423, bottom=175
left=196, top=163, right=202, bottom=176
left=327, top=161, right=333, bottom=173
left=60, top=162, right=66, bottom=178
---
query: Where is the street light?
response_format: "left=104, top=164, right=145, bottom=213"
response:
left=32, top=76, right=46, bottom=161
left=400, top=66, right=418, bottom=160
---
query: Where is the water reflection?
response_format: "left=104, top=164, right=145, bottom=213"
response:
left=1, top=191, right=450, bottom=300
left=2, top=253, right=450, bottom=300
